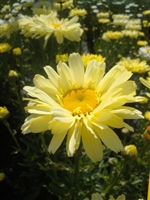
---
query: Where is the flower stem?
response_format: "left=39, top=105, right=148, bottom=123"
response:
left=4, top=120, right=23, bottom=154
left=104, top=159, right=126, bottom=194
left=71, top=146, right=82, bottom=200
left=40, top=133, right=50, bottom=157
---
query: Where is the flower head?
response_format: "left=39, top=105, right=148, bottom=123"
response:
left=21, top=53, right=143, bottom=162
left=56, top=53, right=68, bottom=63
left=102, top=31, right=122, bottom=41
left=0, top=43, right=12, bottom=53
left=81, top=54, right=105, bottom=68
left=117, top=57, right=150, bottom=73
left=69, top=8, right=87, bottom=18
left=19, top=13, right=83, bottom=46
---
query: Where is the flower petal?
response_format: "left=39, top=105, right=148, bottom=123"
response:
left=82, top=125, right=103, bottom=162
left=66, top=120, right=81, bottom=157
left=68, top=53, right=84, bottom=87
left=85, top=60, right=105, bottom=88
left=98, top=65, right=132, bottom=94
left=33, top=74, right=58, bottom=100
left=44, top=65, right=60, bottom=89
left=21, top=114, right=52, bottom=134
left=48, top=132, right=67, bottom=153
left=95, top=126, right=124, bottom=153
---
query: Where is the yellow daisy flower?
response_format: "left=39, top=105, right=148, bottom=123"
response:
left=81, top=54, right=105, bottom=68
left=69, top=8, right=87, bottom=17
left=21, top=53, right=143, bottom=162
left=56, top=53, right=68, bottom=63
left=19, top=12, right=83, bottom=47
left=0, top=43, right=12, bottom=53
left=117, top=57, right=150, bottom=73
left=102, top=31, right=122, bottom=42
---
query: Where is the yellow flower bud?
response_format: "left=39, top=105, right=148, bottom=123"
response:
left=8, top=70, right=19, bottom=78
left=0, top=106, right=9, bottom=121
left=13, top=47, right=22, bottom=55
left=124, top=144, right=138, bottom=158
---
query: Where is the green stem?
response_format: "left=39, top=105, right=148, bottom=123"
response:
left=71, top=146, right=82, bottom=200
left=4, top=120, right=24, bottom=154
left=40, top=133, right=50, bottom=157
left=12, top=81, right=25, bottom=114
left=104, top=159, right=126, bottom=194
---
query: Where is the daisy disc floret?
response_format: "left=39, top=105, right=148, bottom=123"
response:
left=21, top=53, right=143, bottom=162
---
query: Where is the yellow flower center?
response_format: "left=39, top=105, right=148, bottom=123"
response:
left=63, top=88, right=99, bottom=115
left=51, top=22, right=61, bottom=29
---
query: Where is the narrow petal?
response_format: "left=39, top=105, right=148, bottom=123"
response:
left=66, top=121, right=81, bottom=157
left=44, top=65, right=60, bottom=89
left=98, top=65, right=132, bottom=94
left=33, top=74, right=58, bottom=99
left=48, top=132, right=67, bottom=153
left=21, top=114, right=52, bottom=134
left=23, top=86, right=59, bottom=107
left=57, top=62, right=74, bottom=92
left=50, top=107, right=75, bottom=123
left=25, top=104, right=51, bottom=114
left=82, top=125, right=103, bottom=162
left=68, top=53, right=84, bottom=87
left=111, top=106, right=143, bottom=119
left=85, top=60, right=105, bottom=88
left=95, top=126, right=124, bottom=153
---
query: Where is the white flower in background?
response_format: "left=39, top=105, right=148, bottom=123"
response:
left=138, top=46, right=150, bottom=61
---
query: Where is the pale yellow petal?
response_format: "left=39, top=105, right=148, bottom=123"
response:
left=44, top=65, right=60, bottom=89
left=21, top=114, right=52, bottom=134
left=95, top=126, right=124, bottom=153
left=68, top=53, right=84, bottom=87
left=25, top=104, right=51, bottom=114
left=33, top=74, right=58, bottom=99
left=102, top=113, right=125, bottom=128
left=111, top=106, right=143, bottom=119
left=57, top=61, right=74, bottom=92
left=66, top=121, right=81, bottom=157
left=85, top=60, right=105, bottom=88
left=82, top=125, right=103, bottom=162
left=98, top=65, right=132, bottom=93
left=23, top=86, right=58, bottom=107
left=50, top=107, right=75, bottom=123
left=48, top=132, right=67, bottom=153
